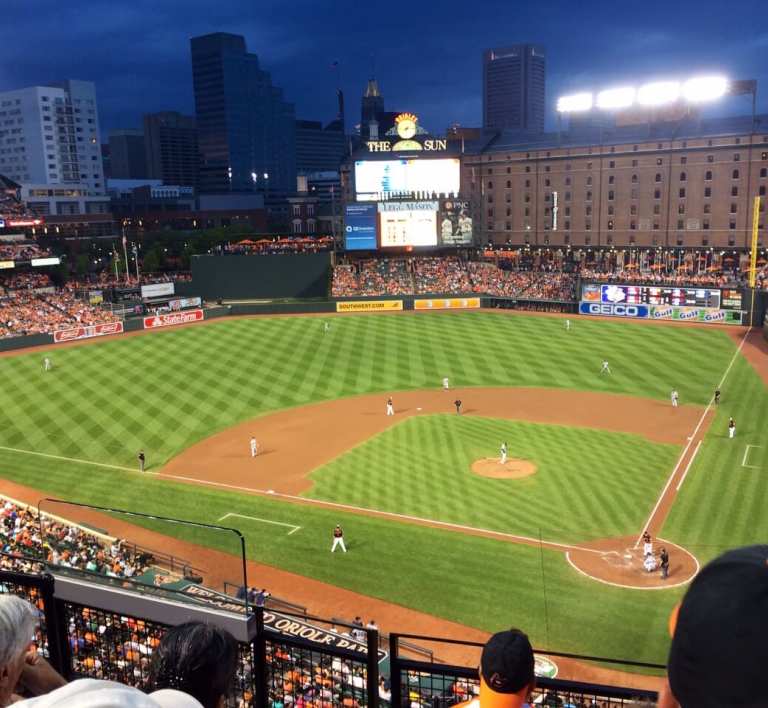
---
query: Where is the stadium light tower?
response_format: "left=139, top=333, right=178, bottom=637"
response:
left=637, top=81, right=680, bottom=106
left=682, top=76, right=729, bottom=102
left=596, top=87, right=635, bottom=110
left=556, top=93, right=593, bottom=113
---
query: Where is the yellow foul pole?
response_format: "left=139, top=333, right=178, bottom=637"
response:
left=749, top=196, right=761, bottom=327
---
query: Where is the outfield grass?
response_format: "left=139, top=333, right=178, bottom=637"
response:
left=305, top=415, right=679, bottom=542
left=0, top=312, right=757, bottom=665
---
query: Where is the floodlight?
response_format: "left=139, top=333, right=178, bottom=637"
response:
left=637, top=81, right=680, bottom=106
left=556, top=93, right=593, bottom=113
left=596, top=87, right=635, bottom=110
left=682, top=76, right=728, bottom=102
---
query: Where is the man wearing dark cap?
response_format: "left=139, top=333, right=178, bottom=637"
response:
left=456, top=628, right=535, bottom=708
left=659, top=545, right=768, bottom=707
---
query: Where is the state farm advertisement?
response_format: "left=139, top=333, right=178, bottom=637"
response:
left=143, top=309, right=204, bottom=329
left=53, top=321, right=124, bottom=343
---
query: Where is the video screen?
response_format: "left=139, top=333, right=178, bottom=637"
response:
left=439, top=199, right=473, bottom=245
left=355, top=159, right=460, bottom=201
left=596, top=284, right=724, bottom=309
left=378, top=201, right=438, bottom=247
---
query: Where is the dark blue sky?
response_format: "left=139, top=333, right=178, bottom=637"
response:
left=2, top=0, right=766, bottom=137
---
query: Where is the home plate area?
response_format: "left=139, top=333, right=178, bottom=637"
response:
left=566, top=536, right=699, bottom=589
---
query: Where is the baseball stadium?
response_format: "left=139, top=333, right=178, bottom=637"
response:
left=1, top=119, right=768, bottom=707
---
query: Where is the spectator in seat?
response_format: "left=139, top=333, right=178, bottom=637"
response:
left=456, top=628, right=535, bottom=708
left=659, top=545, right=768, bottom=708
left=0, top=595, right=66, bottom=707
left=149, top=622, right=239, bottom=708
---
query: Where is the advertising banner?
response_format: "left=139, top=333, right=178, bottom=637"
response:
left=414, top=297, right=481, bottom=310
left=336, top=300, right=403, bottom=312
left=439, top=199, right=473, bottom=245
left=0, top=261, right=14, bottom=270
left=168, top=296, right=202, bottom=311
left=141, top=282, right=175, bottom=299
left=143, top=309, right=204, bottom=329
left=53, top=321, right=124, bottom=343
left=378, top=201, right=438, bottom=248
left=649, top=306, right=743, bottom=325
left=30, top=257, right=60, bottom=267
left=343, top=203, right=377, bottom=251
left=88, top=290, right=103, bottom=305
left=579, top=302, right=649, bottom=318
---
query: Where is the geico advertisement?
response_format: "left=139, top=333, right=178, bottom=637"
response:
left=336, top=300, right=403, bottom=312
left=414, top=297, right=481, bottom=310
left=579, top=302, right=650, bottom=318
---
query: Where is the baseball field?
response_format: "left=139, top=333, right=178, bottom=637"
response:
left=1, top=310, right=766, bottom=668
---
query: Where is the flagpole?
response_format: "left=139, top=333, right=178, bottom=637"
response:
left=121, top=223, right=130, bottom=285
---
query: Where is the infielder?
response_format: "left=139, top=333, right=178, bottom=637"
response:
left=250, top=436, right=259, bottom=458
left=43, top=357, right=52, bottom=371
left=728, top=417, right=735, bottom=439
left=500, top=442, right=508, bottom=465
left=600, top=360, right=611, bottom=375
left=442, top=377, right=450, bottom=391
left=671, top=390, right=679, bottom=407
left=331, top=524, right=347, bottom=553
left=386, top=397, right=394, bottom=416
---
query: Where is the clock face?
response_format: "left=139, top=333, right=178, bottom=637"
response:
left=397, top=119, right=417, bottom=139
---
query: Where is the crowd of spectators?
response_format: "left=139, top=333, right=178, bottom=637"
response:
left=1, top=498, right=151, bottom=579
left=358, top=259, right=413, bottom=296
left=579, top=267, right=738, bottom=287
left=0, top=242, right=51, bottom=261
left=225, top=237, right=334, bottom=255
left=413, top=257, right=472, bottom=294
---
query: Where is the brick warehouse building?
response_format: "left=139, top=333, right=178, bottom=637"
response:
left=462, top=114, right=768, bottom=249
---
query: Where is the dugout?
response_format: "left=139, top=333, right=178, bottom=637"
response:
left=191, top=253, right=331, bottom=300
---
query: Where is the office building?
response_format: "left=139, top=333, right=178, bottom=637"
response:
left=482, top=45, right=546, bottom=132
left=108, top=129, right=147, bottom=179
left=295, top=119, right=346, bottom=173
left=462, top=114, right=768, bottom=249
left=190, top=32, right=296, bottom=195
left=143, top=111, right=199, bottom=187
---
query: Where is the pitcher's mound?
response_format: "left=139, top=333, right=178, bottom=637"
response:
left=471, top=458, right=537, bottom=479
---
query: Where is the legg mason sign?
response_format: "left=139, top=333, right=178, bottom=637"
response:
left=367, top=112, right=447, bottom=152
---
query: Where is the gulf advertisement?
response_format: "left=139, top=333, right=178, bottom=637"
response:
left=649, top=306, right=742, bottom=325
left=336, top=300, right=403, bottom=312
left=53, top=321, right=124, bottom=343
left=414, top=297, right=481, bottom=310
left=143, top=309, right=204, bottom=329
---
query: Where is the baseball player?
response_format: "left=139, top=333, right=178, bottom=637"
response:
left=500, top=442, right=508, bottom=465
left=386, top=397, right=394, bottom=416
left=642, top=532, right=653, bottom=557
left=714, top=389, right=721, bottom=405
left=43, top=357, right=52, bottom=371
left=331, top=524, right=347, bottom=553
left=250, top=436, right=259, bottom=458
left=442, top=377, right=450, bottom=391
left=728, top=417, right=736, bottom=439
left=671, top=390, right=679, bottom=407
left=323, top=321, right=330, bottom=334
left=565, top=319, right=571, bottom=331
left=600, top=360, right=611, bottom=375
left=454, top=399, right=462, bottom=415
left=138, top=450, right=146, bottom=473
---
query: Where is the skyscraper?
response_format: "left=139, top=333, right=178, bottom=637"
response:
left=482, top=45, right=545, bottom=133
left=143, top=111, right=199, bottom=187
left=190, top=32, right=296, bottom=194
left=108, top=129, right=147, bottom=179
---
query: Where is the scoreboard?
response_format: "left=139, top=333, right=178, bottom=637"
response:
left=581, top=284, right=743, bottom=311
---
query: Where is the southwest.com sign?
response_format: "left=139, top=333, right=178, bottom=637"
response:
left=579, top=302, right=649, bottom=318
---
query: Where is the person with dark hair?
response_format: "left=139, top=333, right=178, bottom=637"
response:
left=150, top=622, right=238, bottom=708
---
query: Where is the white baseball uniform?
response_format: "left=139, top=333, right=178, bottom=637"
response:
left=565, top=320, right=571, bottom=331
left=386, top=399, right=394, bottom=416
left=442, top=377, right=449, bottom=390
left=500, top=443, right=508, bottom=465
left=250, top=438, right=258, bottom=457
left=43, top=358, right=52, bottom=371
left=331, top=528, right=347, bottom=553
left=600, top=361, right=611, bottom=374
left=671, top=391, right=679, bottom=407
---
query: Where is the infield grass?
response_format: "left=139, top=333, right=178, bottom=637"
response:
left=0, top=311, right=760, bottom=666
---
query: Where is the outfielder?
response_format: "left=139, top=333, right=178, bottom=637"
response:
left=331, top=524, right=347, bottom=553
left=671, top=390, right=679, bottom=407
left=250, top=436, right=259, bottom=457
left=728, top=417, right=735, bottom=439
left=600, top=360, right=611, bottom=375
left=323, top=321, right=330, bottom=334
left=565, top=319, right=571, bottom=331
left=500, top=442, right=508, bottom=465
left=386, top=397, right=394, bottom=416
left=43, top=357, right=52, bottom=371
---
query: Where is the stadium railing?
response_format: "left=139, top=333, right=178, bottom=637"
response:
left=0, top=566, right=663, bottom=706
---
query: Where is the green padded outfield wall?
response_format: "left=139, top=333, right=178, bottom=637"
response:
left=191, top=253, right=332, bottom=300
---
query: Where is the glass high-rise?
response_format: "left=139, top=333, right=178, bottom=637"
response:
left=190, top=33, right=296, bottom=194
left=482, top=45, right=546, bottom=133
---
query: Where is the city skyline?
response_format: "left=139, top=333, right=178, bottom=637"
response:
left=2, top=0, right=767, bottom=138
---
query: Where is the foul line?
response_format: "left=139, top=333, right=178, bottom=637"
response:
left=157, top=471, right=602, bottom=554
left=218, top=512, right=301, bottom=535
left=676, top=440, right=703, bottom=492
left=635, top=327, right=750, bottom=548
left=742, top=444, right=762, bottom=470
left=0, top=445, right=135, bottom=473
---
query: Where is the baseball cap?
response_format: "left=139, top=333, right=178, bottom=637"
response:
left=667, top=545, right=768, bottom=707
left=479, top=629, right=534, bottom=695
left=14, top=679, right=204, bottom=708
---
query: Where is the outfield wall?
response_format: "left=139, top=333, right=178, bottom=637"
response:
left=191, top=254, right=332, bottom=300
